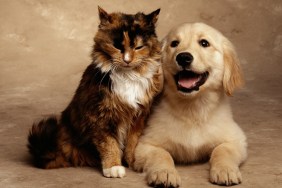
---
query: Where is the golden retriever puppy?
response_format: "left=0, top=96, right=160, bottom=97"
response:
left=133, top=23, right=247, bottom=187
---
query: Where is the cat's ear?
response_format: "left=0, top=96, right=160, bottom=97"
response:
left=98, top=6, right=111, bottom=26
left=147, top=8, right=161, bottom=25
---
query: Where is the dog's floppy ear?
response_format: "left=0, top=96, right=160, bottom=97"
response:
left=222, top=38, right=244, bottom=96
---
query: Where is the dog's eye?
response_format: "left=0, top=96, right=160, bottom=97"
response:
left=170, top=40, right=179, bottom=48
left=199, top=39, right=210, bottom=48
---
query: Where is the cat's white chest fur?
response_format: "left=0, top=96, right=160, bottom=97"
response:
left=110, top=70, right=151, bottom=109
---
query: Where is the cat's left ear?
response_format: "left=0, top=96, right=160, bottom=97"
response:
left=147, top=8, right=161, bottom=25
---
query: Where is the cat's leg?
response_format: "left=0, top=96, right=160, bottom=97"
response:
left=209, top=142, right=247, bottom=185
left=156, top=63, right=164, bottom=93
left=134, top=142, right=181, bottom=187
left=94, top=135, right=125, bottom=178
left=124, top=115, right=146, bottom=167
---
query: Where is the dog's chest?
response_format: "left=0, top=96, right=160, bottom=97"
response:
left=163, top=119, right=222, bottom=162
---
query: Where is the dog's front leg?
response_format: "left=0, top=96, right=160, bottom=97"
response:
left=134, top=142, right=181, bottom=187
left=209, top=142, right=247, bottom=186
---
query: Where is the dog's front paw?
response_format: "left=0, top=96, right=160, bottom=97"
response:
left=147, top=169, right=181, bottom=188
left=210, top=165, right=242, bottom=186
left=103, top=166, right=126, bottom=178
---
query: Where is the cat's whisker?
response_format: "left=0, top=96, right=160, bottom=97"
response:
left=97, top=60, right=113, bottom=92
left=109, top=64, right=118, bottom=91
left=98, top=69, right=111, bottom=92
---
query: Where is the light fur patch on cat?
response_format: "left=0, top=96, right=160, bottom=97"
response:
left=124, top=52, right=131, bottom=62
left=110, top=68, right=154, bottom=109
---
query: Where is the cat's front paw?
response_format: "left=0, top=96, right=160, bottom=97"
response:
left=210, top=164, right=242, bottom=186
left=147, top=168, right=181, bottom=188
left=103, top=166, right=126, bottom=178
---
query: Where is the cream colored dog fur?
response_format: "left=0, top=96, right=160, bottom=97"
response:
left=133, top=23, right=247, bottom=187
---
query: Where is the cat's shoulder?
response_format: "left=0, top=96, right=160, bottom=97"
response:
left=81, top=63, right=111, bottom=86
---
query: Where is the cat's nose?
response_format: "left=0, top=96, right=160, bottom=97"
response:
left=123, top=52, right=132, bottom=64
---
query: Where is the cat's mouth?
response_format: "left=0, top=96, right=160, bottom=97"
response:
left=119, top=63, right=137, bottom=70
left=118, top=61, right=142, bottom=70
left=174, top=70, right=209, bottom=93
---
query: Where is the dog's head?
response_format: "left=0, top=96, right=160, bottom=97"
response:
left=161, top=23, right=243, bottom=97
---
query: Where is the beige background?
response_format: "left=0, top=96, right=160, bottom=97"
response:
left=0, top=0, right=282, bottom=187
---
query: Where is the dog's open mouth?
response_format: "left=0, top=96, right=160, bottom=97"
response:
left=174, top=70, right=209, bottom=93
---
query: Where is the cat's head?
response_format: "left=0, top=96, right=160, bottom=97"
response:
left=93, top=7, right=161, bottom=72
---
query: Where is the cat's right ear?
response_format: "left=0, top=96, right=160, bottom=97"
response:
left=147, top=8, right=161, bottom=25
left=98, top=6, right=111, bottom=27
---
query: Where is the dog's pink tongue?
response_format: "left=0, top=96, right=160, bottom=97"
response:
left=178, top=77, right=199, bottom=88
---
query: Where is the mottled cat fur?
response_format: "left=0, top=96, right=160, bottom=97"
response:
left=28, top=7, right=162, bottom=178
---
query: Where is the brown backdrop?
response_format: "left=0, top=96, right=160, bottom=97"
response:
left=0, top=0, right=281, bottom=187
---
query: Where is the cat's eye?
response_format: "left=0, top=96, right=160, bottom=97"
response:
left=113, top=43, right=124, bottom=51
left=113, top=38, right=124, bottom=51
left=199, top=39, right=210, bottom=48
left=135, top=45, right=144, bottom=50
left=170, top=40, right=179, bottom=48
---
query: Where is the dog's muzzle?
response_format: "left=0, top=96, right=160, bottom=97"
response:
left=174, top=52, right=209, bottom=93
left=174, top=70, right=209, bottom=93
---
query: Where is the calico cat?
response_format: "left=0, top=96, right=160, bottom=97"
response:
left=27, top=7, right=163, bottom=178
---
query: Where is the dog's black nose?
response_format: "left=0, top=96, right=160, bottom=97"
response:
left=176, top=52, right=193, bottom=68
